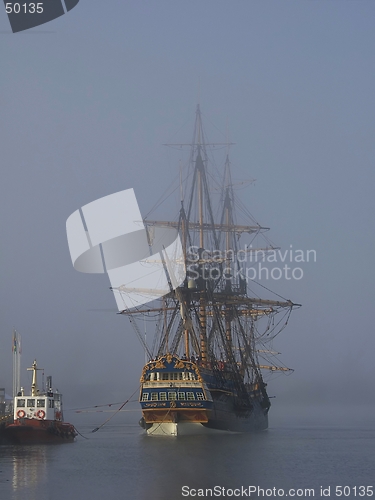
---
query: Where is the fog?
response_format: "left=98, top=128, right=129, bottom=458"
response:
left=1, top=1, right=374, bottom=428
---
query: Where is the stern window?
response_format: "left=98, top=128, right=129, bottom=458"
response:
left=178, top=393, right=185, bottom=400
left=17, top=399, right=25, bottom=407
left=168, top=392, right=177, bottom=400
left=37, top=399, right=45, bottom=407
left=27, top=399, right=35, bottom=407
left=142, top=393, right=149, bottom=401
left=159, top=392, right=167, bottom=401
left=48, top=399, right=54, bottom=408
left=186, top=392, right=195, bottom=400
left=196, top=393, right=204, bottom=400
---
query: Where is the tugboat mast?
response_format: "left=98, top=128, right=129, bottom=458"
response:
left=27, top=360, right=43, bottom=397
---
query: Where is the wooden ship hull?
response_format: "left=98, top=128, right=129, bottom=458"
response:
left=139, top=354, right=269, bottom=436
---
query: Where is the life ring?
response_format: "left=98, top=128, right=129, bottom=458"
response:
left=36, top=410, right=46, bottom=419
left=17, top=409, right=26, bottom=418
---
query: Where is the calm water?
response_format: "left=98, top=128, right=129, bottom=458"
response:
left=0, top=419, right=374, bottom=500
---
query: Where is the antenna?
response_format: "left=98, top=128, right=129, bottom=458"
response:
left=27, top=360, right=44, bottom=397
left=12, top=329, right=21, bottom=397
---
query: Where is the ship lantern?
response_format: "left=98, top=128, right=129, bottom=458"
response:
left=187, top=279, right=196, bottom=289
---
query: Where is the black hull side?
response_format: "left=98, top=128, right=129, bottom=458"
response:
left=139, top=355, right=270, bottom=435
left=204, top=397, right=268, bottom=433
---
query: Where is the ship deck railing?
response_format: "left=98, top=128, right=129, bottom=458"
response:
left=142, top=381, right=202, bottom=388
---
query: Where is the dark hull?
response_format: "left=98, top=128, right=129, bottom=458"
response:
left=201, top=367, right=270, bottom=432
left=139, top=355, right=270, bottom=435
left=0, top=419, right=77, bottom=445
left=203, top=398, right=268, bottom=433
left=140, top=388, right=269, bottom=435
left=141, top=400, right=268, bottom=436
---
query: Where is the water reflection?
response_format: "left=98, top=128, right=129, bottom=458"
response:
left=137, top=432, right=271, bottom=499
left=9, top=446, right=48, bottom=500
left=1, top=424, right=373, bottom=500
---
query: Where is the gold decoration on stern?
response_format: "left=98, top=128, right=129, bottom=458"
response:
left=140, top=365, right=149, bottom=382
left=154, top=359, right=166, bottom=369
left=174, top=360, right=186, bottom=369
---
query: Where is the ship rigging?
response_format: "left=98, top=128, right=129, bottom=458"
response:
left=116, top=105, right=300, bottom=435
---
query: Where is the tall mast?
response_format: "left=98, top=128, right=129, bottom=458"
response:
left=12, top=329, right=21, bottom=398
left=126, top=105, right=299, bottom=374
left=180, top=203, right=190, bottom=359
left=27, top=360, right=43, bottom=397
left=195, top=105, right=208, bottom=365
left=223, top=156, right=233, bottom=348
left=197, top=105, right=204, bottom=249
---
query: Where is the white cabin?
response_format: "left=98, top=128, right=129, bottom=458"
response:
left=13, top=360, right=63, bottom=422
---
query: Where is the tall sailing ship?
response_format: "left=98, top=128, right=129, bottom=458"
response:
left=117, top=105, right=300, bottom=436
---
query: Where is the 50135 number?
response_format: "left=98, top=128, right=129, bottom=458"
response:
left=5, top=3, right=44, bottom=14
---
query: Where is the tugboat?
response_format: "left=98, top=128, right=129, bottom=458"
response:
left=0, top=360, right=77, bottom=444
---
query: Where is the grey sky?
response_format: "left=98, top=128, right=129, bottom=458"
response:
left=1, top=1, right=374, bottom=419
